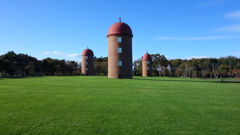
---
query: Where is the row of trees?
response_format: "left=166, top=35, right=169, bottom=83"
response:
left=134, top=54, right=240, bottom=78
left=1, top=51, right=240, bottom=78
left=0, top=51, right=80, bottom=76
left=0, top=51, right=109, bottom=77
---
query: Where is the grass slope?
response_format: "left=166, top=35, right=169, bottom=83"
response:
left=0, top=76, right=240, bottom=135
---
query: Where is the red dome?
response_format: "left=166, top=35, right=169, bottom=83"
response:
left=142, top=53, right=152, bottom=61
left=107, top=22, right=133, bottom=36
left=82, top=49, right=94, bottom=56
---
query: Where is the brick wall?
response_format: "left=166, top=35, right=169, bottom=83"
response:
left=81, top=55, right=94, bottom=75
left=108, top=34, right=132, bottom=79
left=142, top=60, right=152, bottom=77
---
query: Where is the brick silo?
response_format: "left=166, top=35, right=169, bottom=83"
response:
left=81, top=48, right=94, bottom=75
left=107, top=18, right=133, bottom=79
left=142, top=53, right=152, bottom=77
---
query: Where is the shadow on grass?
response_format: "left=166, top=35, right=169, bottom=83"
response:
left=134, top=77, right=240, bottom=84
left=0, top=76, right=26, bottom=79
left=1, top=76, right=239, bottom=84
left=0, top=76, right=45, bottom=80
left=221, top=81, right=240, bottom=83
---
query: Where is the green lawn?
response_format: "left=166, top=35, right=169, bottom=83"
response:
left=0, top=76, right=239, bottom=135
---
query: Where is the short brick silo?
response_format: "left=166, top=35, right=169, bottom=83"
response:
left=107, top=19, right=133, bottom=79
left=142, top=53, right=152, bottom=77
left=81, top=48, right=94, bottom=75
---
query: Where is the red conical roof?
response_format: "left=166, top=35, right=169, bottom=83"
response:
left=142, top=53, right=152, bottom=61
left=107, top=22, right=133, bottom=36
left=82, top=49, right=94, bottom=56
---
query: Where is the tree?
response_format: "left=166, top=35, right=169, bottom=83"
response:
left=94, top=57, right=108, bottom=75
left=225, top=56, right=238, bottom=77
left=169, top=59, right=182, bottom=77
left=209, top=58, right=219, bottom=79
left=178, top=61, right=189, bottom=78
left=65, top=61, right=79, bottom=75
left=0, top=58, right=10, bottom=77
left=217, top=65, right=228, bottom=78
left=133, top=58, right=142, bottom=76
left=0, top=51, right=17, bottom=76
left=166, top=64, right=172, bottom=76
left=151, top=54, right=167, bottom=76
left=231, top=69, right=240, bottom=78
left=198, top=58, right=210, bottom=79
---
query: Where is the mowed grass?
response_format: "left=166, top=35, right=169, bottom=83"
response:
left=0, top=76, right=239, bottom=135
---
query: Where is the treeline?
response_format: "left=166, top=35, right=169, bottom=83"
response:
left=0, top=51, right=109, bottom=77
left=133, top=54, right=240, bottom=78
left=1, top=51, right=240, bottom=78
left=0, top=51, right=80, bottom=76
left=0, top=51, right=108, bottom=77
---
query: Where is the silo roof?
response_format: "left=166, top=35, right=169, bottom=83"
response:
left=82, top=49, right=94, bottom=56
left=107, top=22, right=133, bottom=36
left=142, top=53, right=152, bottom=61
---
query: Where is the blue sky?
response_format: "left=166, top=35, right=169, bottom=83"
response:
left=0, top=0, right=240, bottom=62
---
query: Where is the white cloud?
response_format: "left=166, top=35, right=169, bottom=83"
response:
left=198, top=0, right=226, bottom=7
left=184, top=56, right=210, bottom=60
left=43, top=51, right=81, bottom=59
left=44, top=51, right=65, bottom=55
left=213, top=24, right=240, bottom=33
left=212, top=11, right=240, bottom=33
left=43, top=52, right=51, bottom=55
left=224, top=11, right=240, bottom=20
left=166, top=57, right=176, bottom=60
left=154, top=35, right=240, bottom=40
left=232, top=52, right=240, bottom=55
left=166, top=56, right=210, bottom=60
left=67, top=54, right=81, bottom=58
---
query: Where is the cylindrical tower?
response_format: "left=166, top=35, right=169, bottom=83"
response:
left=107, top=19, right=133, bottom=79
left=142, top=53, right=152, bottom=77
left=81, top=48, right=94, bottom=75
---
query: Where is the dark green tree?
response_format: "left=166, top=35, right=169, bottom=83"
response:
left=151, top=54, right=168, bottom=76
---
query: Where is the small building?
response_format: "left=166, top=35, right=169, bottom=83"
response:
left=107, top=18, right=133, bottom=79
left=81, top=48, right=94, bottom=75
left=142, top=53, right=152, bottom=77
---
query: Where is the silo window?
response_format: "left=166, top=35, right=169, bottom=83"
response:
left=147, top=61, right=150, bottom=64
left=147, top=67, right=150, bottom=70
left=118, top=61, right=122, bottom=66
left=118, top=48, right=122, bottom=53
left=118, top=37, right=122, bottom=42
left=86, top=68, right=88, bottom=71
left=86, top=56, right=88, bottom=59
left=86, top=62, right=88, bottom=65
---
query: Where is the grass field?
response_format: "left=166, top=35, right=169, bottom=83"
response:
left=0, top=76, right=240, bottom=135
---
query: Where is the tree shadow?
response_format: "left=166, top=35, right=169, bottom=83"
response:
left=221, top=81, right=240, bottom=83
left=133, top=77, right=239, bottom=83
left=0, top=76, right=46, bottom=80
left=0, top=76, right=26, bottom=80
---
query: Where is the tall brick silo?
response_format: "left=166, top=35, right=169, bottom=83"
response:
left=142, top=52, right=152, bottom=77
left=81, top=48, right=94, bottom=75
left=107, top=18, right=133, bottom=79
